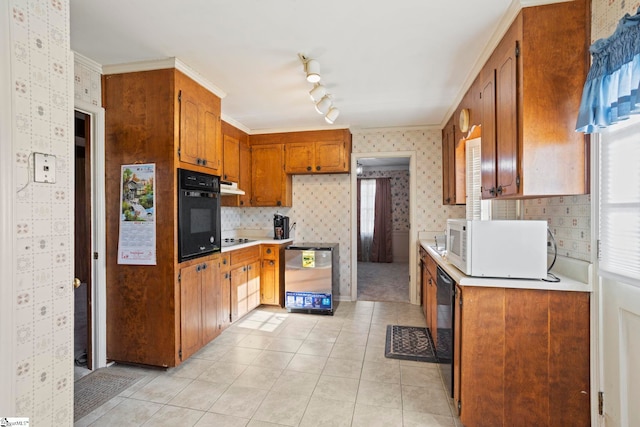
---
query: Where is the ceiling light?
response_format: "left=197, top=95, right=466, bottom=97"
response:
left=325, top=107, right=340, bottom=124
left=309, top=84, right=326, bottom=102
left=315, top=95, right=332, bottom=115
left=305, top=59, right=321, bottom=83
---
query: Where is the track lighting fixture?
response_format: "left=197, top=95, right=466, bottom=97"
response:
left=325, top=107, right=339, bottom=124
left=299, top=53, right=341, bottom=124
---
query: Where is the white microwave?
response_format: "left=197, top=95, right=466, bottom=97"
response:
left=446, top=219, right=548, bottom=279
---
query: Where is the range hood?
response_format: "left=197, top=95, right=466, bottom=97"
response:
left=220, top=181, right=245, bottom=195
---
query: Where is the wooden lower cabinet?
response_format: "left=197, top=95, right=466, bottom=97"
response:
left=179, top=255, right=221, bottom=362
left=419, top=247, right=439, bottom=345
left=228, top=246, right=261, bottom=322
left=456, top=286, right=590, bottom=426
left=260, top=243, right=286, bottom=306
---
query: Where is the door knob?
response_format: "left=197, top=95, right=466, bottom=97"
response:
left=73, top=278, right=81, bottom=289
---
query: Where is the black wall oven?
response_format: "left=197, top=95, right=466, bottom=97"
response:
left=178, top=168, right=221, bottom=262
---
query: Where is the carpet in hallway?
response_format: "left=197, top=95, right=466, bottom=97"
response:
left=357, top=261, right=409, bottom=302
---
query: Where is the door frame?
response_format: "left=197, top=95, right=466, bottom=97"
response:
left=74, top=99, right=108, bottom=369
left=1, top=1, right=15, bottom=413
left=350, top=151, right=418, bottom=304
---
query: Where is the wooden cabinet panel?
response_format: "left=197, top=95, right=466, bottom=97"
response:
left=315, top=139, right=347, bottom=173
left=238, top=140, right=252, bottom=207
left=219, top=271, right=231, bottom=330
left=180, top=257, right=221, bottom=362
left=180, top=263, right=203, bottom=362
left=177, top=72, right=222, bottom=174
left=458, top=286, right=590, bottom=427
left=223, top=134, right=240, bottom=182
left=260, top=244, right=286, bottom=307
left=477, top=0, right=588, bottom=199
left=247, top=260, right=261, bottom=311
left=251, top=143, right=292, bottom=207
left=227, top=246, right=261, bottom=322
left=442, top=115, right=457, bottom=205
left=285, top=142, right=315, bottom=173
left=202, top=260, right=220, bottom=343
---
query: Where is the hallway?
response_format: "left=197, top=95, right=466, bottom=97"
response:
left=357, top=262, right=410, bottom=303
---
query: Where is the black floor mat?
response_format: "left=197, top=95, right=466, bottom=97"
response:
left=74, top=368, right=141, bottom=421
left=384, top=325, right=438, bottom=363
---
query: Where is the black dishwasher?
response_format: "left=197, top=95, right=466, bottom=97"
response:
left=436, top=266, right=454, bottom=398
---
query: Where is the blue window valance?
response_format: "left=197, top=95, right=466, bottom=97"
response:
left=576, top=7, right=640, bottom=133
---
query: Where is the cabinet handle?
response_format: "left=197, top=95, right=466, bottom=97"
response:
left=269, top=261, right=275, bottom=266
left=489, top=187, right=497, bottom=196
left=316, top=166, right=321, bottom=171
left=496, top=185, right=504, bottom=195
left=277, top=201, right=282, bottom=206
left=247, top=265, right=251, bottom=271
left=243, top=266, right=247, bottom=272
left=307, top=166, right=312, bottom=171
left=197, top=158, right=202, bottom=165
left=223, top=259, right=227, bottom=265
left=196, top=265, right=202, bottom=272
left=240, top=201, right=244, bottom=206
left=202, top=263, right=207, bottom=270
left=225, top=273, right=230, bottom=279
left=202, top=159, right=207, bottom=166
left=266, top=248, right=272, bottom=254
left=224, top=174, right=227, bottom=180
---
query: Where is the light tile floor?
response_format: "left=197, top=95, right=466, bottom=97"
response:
left=75, top=301, right=461, bottom=427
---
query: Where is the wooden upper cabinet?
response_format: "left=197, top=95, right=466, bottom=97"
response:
left=478, top=0, right=589, bottom=199
left=221, top=121, right=251, bottom=207
left=285, top=138, right=349, bottom=174
left=177, top=72, right=222, bottom=174
left=222, top=134, right=240, bottom=182
left=238, top=139, right=252, bottom=207
left=442, top=115, right=456, bottom=205
left=251, top=143, right=292, bottom=207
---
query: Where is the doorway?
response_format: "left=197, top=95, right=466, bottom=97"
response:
left=350, top=152, right=417, bottom=303
left=74, top=110, right=92, bottom=378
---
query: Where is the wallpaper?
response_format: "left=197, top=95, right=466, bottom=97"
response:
left=358, top=169, right=410, bottom=232
left=222, top=128, right=466, bottom=298
left=9, top=0, right=74, bottom=424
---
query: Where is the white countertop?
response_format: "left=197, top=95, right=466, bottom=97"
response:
left=419, top=240, right=593, bottom=293
left=220, top=238, right=293, bottom=253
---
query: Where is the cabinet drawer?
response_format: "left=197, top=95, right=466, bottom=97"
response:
left=261, top=245, right=278, bottom=260
left=230, top=245, right=260, bottom=266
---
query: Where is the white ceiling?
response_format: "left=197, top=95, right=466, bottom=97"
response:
left=70, top=0, right=557, bottom=134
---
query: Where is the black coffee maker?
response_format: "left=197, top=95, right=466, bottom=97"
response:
left=274, top=214, right=290, bottom=240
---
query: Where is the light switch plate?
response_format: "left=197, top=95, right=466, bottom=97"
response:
left=34, top=153, right=56, bottom=183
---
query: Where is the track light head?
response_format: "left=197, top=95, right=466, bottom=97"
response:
left=315, top=95, right=332, bottom=115
left=325, top=107, right=340, bottom=124
left=309, top=84, right=327, bottom=102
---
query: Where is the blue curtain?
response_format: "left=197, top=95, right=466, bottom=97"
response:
left=576, top=7, right=640, bottom=133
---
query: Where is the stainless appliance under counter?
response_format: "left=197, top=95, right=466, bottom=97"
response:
left=284, top=243, right=339, bottom=314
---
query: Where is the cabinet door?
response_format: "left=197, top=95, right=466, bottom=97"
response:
left=223, top=134, right=240, bottom=182
left=421, top=260, right=428, bottom=320
left=495, top=41, right=519, bottom=197
left=261, top=259, right=277, bottom=305
left=251, top=144, right=292, bottom=207
left=238, top=140, right=252, bottom=206
left=442, top=117, right=456, bottom=205
left=231, top=265, right=248, bottom=321
left=285, top=142, right=314, bottom=174
left=315, top=139, right=347, bottom=173
left=179, top=92, right=202, bottom=167
left=202, top=260, right=220, bottom=343
left=219, top=272, right=231, bottom=330
left=203, top=109, right=222, bottom=174
left=247, top=260, right=261, bottom=311
left=428, top=273, right=438, bottom=347
left=453, top=284, right=462, bottom=413
left=480, top=69, right=497, bottom=199
left=180, top=263, right=203, bottom=361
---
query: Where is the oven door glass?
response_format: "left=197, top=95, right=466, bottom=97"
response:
left=178, top=190, right=220, bottom=261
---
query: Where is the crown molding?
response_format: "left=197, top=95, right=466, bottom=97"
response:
left=73, top=51, right=103, bottom=74
left=101, top=57, right=227, bottom=99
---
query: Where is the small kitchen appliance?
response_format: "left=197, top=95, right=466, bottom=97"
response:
left=274, top=214, right=290, bottom=240
left=446, top=219, right=548, bottom=279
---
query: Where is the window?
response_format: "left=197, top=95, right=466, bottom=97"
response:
left=599, top=118, right=640, bottom=285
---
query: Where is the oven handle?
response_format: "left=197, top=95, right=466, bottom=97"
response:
left=183, top=191, right=217, bottom=198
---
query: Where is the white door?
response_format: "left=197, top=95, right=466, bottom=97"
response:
left=597, top=119, right=640, bottom=427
